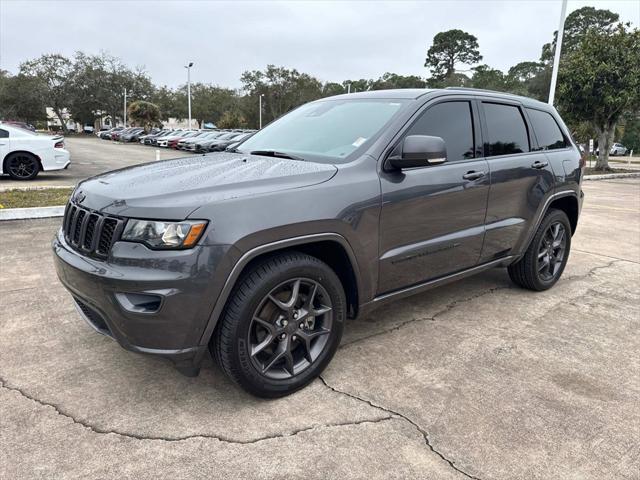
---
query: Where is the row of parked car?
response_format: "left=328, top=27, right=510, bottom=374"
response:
left=97, top=126, right=256, bottom=153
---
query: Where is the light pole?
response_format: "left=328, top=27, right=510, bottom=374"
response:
left=185, top=62, right=193, bottom=129
left=548, top=0, right=568, bottom=105
left=123, top=88, right=127, bottom=127
left=259, top=93, right=265, bottom=129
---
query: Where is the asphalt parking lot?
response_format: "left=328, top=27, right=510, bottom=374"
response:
left=0, top=136, right=196, bottom=189
left=1, top=179, right=639, bottom=479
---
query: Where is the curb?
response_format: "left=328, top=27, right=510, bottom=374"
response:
left=0, top=206, right=65, bottom=221
left=0, top=185, right=73, bottom=193
left=584, top=172, right=640, bottom=181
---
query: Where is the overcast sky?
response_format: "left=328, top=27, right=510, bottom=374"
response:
left=1, top=0, right=638, bottom=89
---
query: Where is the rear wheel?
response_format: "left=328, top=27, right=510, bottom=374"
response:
left=212, top=252, right=346, bottom=398
left=5, top=152, right=39, bottom=180
left=508, top=209, right=571, bottom=291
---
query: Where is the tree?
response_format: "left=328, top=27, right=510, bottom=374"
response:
left=67, top=52, right=154, bottom=128
left=19, top=54, right=73, bottom=132
left=187, top=83, right=238, bottom=127
left=0, top=71, right=48, bottom=124
left=322, top=82, right=346, bottom=97
left=240, top=65, right=323, bottom=127
left=558, top=24, right=640, bottom=170
left=151, top=86, right=180, bottom=121
left=370, top=72, right=427, bottom=90
left=621, top=114, right=640, bottom=152
left=470, top=65, right=506, bottom=91
left=127, top=101, right=161, bottom=131
left=541, top=6, right=619, bottom=62
left=425, top=29, right=482, bottom=78
left=217, top=110, right=248, bottom=129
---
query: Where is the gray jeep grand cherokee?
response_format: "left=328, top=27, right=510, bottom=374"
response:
left=53, top=88, right=583, bottom=397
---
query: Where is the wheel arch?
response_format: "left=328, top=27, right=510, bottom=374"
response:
left=196, top=234, right=361, bottom=359
left=2, top=150, right=43, bottom=174
left=548, top=194, right=579, bottom=234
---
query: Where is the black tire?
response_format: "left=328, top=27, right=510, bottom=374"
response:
left=4, top=152, right=40, bottom=180
left=212, top=251, right=346, bottom=398
left=508, top=208, right=571, bottom=291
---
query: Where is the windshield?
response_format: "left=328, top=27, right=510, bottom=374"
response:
left=236, top=98, right=407, bottom=163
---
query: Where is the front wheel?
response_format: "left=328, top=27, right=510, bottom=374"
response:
left=212, top=252, right=346, bottom=398
left=508, top=209, right=571, bottom=291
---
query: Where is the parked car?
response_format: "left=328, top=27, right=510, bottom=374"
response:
left=0, top=123, right=70, bottom=180
left=166, top=131, right=200, bottom=149
left=111, top=127, right=139, bottom=142
left=83, top=124, right=95, bottom=134
left=96, top=126, right=112, bottom=136
left=177, top=131, right=221, bottom=150
left=53, top=88, right=583, bottom=397
left=138, top=129, right=163, bottom=143
left=610, top=143, right=628, bottom=156
left=208, top=131, right=255, bottom=152
left=120, top=128, right=145, bottom=143
left=195, top=132, right=242, bottom=152
left=156, top=130, right=193, bottom=147
left=99, top=127, right=123, bottom=139
left=143, top=129, right=173, bottom=145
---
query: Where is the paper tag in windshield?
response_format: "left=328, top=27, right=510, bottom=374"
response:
left=352, top=137, right=367, bottom=147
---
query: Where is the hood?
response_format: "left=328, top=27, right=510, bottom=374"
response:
left=75, top=152, right=337, bottom=219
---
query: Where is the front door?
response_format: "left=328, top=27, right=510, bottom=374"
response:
left=378, top=99, right=489, bottom=294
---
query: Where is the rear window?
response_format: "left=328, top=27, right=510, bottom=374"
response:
left=527, top=108, right=567, bottom=150
left=483, top=103, right=530, bottom=157
left=0, top=129, right=8, bottom=138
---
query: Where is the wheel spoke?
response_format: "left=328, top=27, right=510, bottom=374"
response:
left=268, top=279, right=301, bottom=311
left=251, top=334, right=274, bottom=357
left=297, top=328, right=330, bottom=362
left=552, top=228, right=565, bottom=248
left=263, top=342, right=287, bottom=373
left=538, top=257, right=550, bottom=273
left=310, top=304, right=332, bottom=316
left=253, top=316, right=275, bottom=334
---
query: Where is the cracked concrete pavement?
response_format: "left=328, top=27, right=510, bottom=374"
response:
left=1, top=179, right=638, bottom=479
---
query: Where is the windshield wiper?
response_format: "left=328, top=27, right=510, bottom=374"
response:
left=249, top=150, right=304, bottom=161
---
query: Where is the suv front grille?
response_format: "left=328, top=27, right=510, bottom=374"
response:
left=63, top=202, right=124, bottom=258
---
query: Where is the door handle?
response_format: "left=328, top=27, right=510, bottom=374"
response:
left=462, top=170, right=486, bottom=181
left=531, top=160, right=549, bottom=169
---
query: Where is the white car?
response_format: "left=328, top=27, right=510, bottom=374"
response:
left=0, top=124, right=71, bottom=180
left=610, top=143, right=628, bottom=156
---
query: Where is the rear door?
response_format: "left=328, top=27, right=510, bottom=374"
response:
left=378, top=97, right=490, bottom=294
left=477, top=100, right=555, bottom=262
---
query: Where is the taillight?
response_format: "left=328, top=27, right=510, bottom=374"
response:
left=54, top=140, right=64, bottom=148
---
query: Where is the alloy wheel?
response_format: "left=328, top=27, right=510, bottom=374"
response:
left=248, top=278, right=333, bottom=380
left=8, top=154, right=38, bottom=179
left=537, top=221, right=567, bottom=282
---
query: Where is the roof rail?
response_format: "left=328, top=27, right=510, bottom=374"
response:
left=443, top=86, right=537, bottom=102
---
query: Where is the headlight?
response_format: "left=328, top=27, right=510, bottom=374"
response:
left=122, top=219, right=207, bottom=249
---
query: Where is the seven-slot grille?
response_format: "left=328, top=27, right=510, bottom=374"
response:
left=63, top=202, right=124, bottom=257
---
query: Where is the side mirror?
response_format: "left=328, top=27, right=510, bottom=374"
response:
left=386, top=135, right=447, bottom=170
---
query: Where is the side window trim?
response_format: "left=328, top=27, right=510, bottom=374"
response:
left=477, top=99, right=534, bottom=159
left=395, top=97, right=478, bottom=167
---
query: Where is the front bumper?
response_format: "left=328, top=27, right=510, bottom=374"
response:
left=52, top=229, right=232, bottom=373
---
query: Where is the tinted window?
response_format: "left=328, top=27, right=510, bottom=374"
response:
left=407, top=101, right=475, bottom=161
left=483, top=103, right=529, bottom=156
left=0, top=129, right=8, bottom=138
left=527, top=108, right=566, bottom=150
